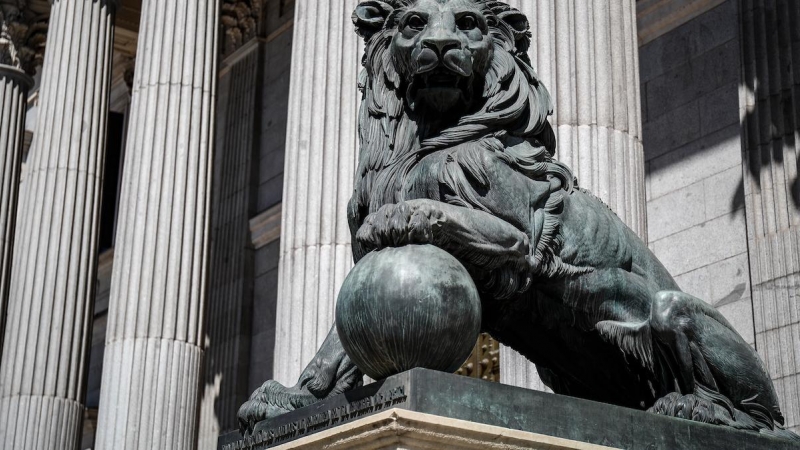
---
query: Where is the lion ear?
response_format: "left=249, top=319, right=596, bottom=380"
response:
left=497, top=9, right=532, bottom=53
left=353, top=1, right=395, bottom=40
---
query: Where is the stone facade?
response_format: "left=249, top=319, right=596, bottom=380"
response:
left=0, top=0, right=797, bottom=448
left=639, top=0, right=800, bottom=434
left=640, top=0, right=754, bottom=343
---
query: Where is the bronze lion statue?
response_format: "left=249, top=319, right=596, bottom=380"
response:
left=239, top=0, right=796, bottom=440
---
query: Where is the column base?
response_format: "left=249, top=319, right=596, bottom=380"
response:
left=0, top=395, right=83, bottom=449
left=219, top=369, right=796, bottom=450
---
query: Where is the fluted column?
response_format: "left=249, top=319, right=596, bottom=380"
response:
left=0, top=65, right=31, bottom=352
left=0, top=0, right=117, bottom=448
left=94, top=0, right=220, bottom=448
left=273, top=0, right=361, bottom=386
left=740, top=0, right=800, bottom=433
left=501, top=0, right=646, bottom=390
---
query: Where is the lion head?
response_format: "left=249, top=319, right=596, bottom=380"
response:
left=352, top=0, right=554, bottom=147
left=384, top=0, right=494, bottom=113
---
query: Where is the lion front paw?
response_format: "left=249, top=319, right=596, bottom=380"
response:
left=237, top=397, right=292, bottom=434
left=237, top=380, right=310, bottom=434
left=648, top=392, right=717, bottom=424
left=356, top=201, right=443, bottom=251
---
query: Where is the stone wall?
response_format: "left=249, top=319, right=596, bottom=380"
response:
left=640, top=0, right=755, bottom=345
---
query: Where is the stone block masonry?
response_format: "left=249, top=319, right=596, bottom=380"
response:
left=640, top=0, right=754, bottom=342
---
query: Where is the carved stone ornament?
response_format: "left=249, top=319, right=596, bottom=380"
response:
left=456, top=333, right=500, bottom=382
left=237, top=0, right=800, bottom=443
left=0, top=0, right=46, bottom=75
left=220, top=0, right=262, bottom=56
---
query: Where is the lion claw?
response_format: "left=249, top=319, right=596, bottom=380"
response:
left=356, top=201, right=438, bottom=251
left=237, top=398, right=292, bottom=434
left=648, top=392, right=717, bottom=424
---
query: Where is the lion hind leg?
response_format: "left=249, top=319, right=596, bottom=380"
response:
left=648, top=291, right=799, bottom=439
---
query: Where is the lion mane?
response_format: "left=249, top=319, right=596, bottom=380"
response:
left=350, top=0, right=584, bottom=297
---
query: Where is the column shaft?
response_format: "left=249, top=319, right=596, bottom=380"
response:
left=273, top=0, right=361, bottom=386
left=94, top=0, right=220, bottom=448
left=0, top=0, right=116, bottom=449
left=0, top=65, right=31, bottom=353
left=501, top=0, right=646, bottom=390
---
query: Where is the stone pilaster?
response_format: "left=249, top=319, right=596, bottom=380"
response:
left=0, top=0, right=117, bottom=448
left=740, top=0, right=800, bottom=433
left=196, top=39, right=262, bottom=450
left=0, top=65, right=31, bottom=355
left=501, top=0, right=646, bottom=391
left=272, top=0, right=361, bottom=386
left=94, top=0, right=220, bottom=448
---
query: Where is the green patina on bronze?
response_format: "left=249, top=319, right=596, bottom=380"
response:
left=238, top=0, right=798, bottom=442
left=335, top=244, right=482, bottom=380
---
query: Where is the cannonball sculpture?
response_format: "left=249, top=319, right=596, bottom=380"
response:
left=335, top=245, right=482, bottom=380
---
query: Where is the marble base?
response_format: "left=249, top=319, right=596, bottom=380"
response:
left=252, top=409, right=611, bottom=450
left=219, top=369, right=797, bottom=450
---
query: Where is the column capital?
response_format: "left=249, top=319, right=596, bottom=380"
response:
left=0, top=0, right=47, bottom=76
left=220, top=0, right=263, bottom=57
left=0, top=62, right=34, bottom=90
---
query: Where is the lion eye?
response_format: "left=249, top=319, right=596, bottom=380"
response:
left=457, top=15, right=477, bottom=31
left=407, top=15, right=426, bottom=31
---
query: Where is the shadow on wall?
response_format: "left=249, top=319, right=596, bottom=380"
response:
left=735, top=0, right=800, bottom=214
left=734, top=77, right=800, bottom=213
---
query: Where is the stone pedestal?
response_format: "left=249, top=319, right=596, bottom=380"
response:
left=255, top=409, right=611, bottom=450
left=0, top=1, right=117, bottom=448
left=219, top=369, right=797, bottom=450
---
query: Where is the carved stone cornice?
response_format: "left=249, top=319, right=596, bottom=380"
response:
left=220, top=0, right=262, bottom=57
left=0, top=0, right=47, bottom=75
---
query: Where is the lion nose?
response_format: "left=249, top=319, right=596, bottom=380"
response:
left=421, top=35, right=460, bottom=56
